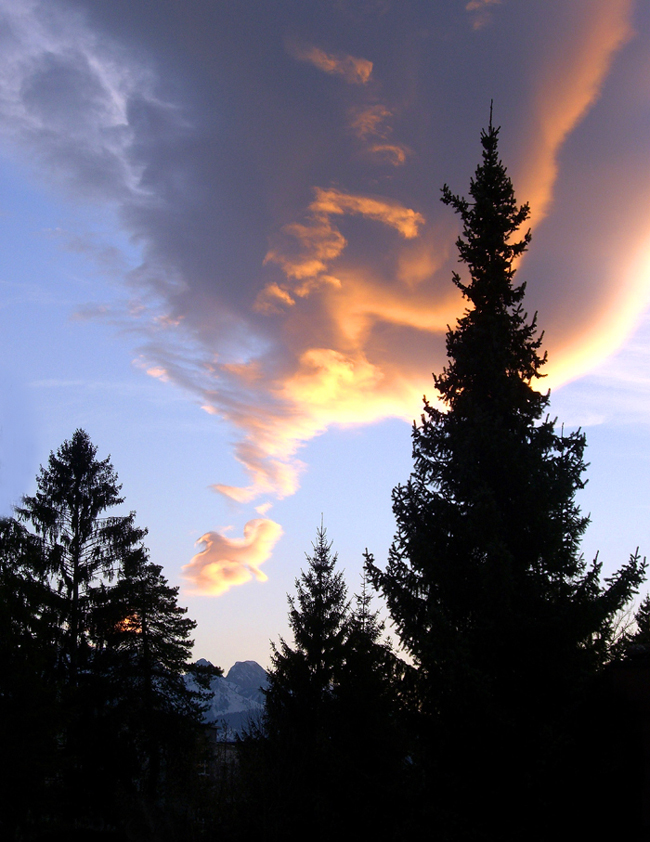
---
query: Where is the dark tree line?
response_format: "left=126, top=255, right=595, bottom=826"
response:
left=0, top=430, right=214, bottom=841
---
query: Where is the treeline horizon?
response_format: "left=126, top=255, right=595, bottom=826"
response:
left=2, top=121, right=650, bottom=841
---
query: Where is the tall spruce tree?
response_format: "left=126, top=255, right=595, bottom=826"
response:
left=366, top=118, right=645, bottom=838
left=0, top=517, right=60, bottom=840
left=17, top=428, right=146, bottom=685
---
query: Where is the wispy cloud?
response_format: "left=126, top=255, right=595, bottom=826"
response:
left=466, top=0, right=502, bottom=30
left=288, top=42, right=373, bottom=84
left=518, top=1, right=633, bottom=226
left=310, top=189, right=423, bottom=238
left=348, top=104, right=393, bottom=139
left=348, top=104, right=408, bottom=165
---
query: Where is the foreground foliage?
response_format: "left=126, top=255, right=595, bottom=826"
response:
left=0, top=430, right=211, bottom=840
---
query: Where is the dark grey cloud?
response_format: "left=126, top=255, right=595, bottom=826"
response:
left=1, top=0, right=648, bottom=529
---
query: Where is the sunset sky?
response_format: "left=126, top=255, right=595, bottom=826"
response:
left=1, top=0, right=650, bottom=669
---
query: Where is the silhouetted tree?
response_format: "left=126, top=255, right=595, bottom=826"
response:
left=265, top=524, right=350, bottom=742
left=0, top=517, right=60, bottom=840
left=251, top=528, right=406, bottom=841
left=17, top=429, right=146, bottom=685
left=91, top=546, right=211, bottom=801
left=367, top=118, right=646, bottom=839
left=342, top=570, right=404, bottom=742
left=621, top=594, right=650, bottom=651
left=246, top=526, right=350, bottom=840
left=333, top=570, right=407, bottom=837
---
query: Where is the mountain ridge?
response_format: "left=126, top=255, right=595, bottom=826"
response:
left=190, top=659, right=268, bottom=739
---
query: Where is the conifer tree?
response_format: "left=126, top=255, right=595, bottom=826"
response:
left=17, top=429, right=146, bottom=684
left=256, top=527, right=362, bottom=841
left=0, top=517, right=60, bottom=840
left=334, top=571, right=406, bottom=837
left=342, top=570, right=402, bottom=731
left=257, top=528, right=405, bottom=841
left=90, top=546, right=210, bottom=802
left=264, top=524, right=350, bottom=742
left=366, top=117, right=645, bottom=838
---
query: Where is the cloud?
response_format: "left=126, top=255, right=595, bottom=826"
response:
left=183, top=518, right=283, bottom=596
left=310, top=189, right=423, bottom=238
left=367, top=143, right=408, bottom=166
left=0, top=0, right=154, bottom=202
left=146, top=366, right=169, bottom=381
left=348, top=104, right=393, bottom=139
left=259, top=187, right=424, bottom=313
left=516, top=1, right=634, bottom=227
left=466, top=0, right=502, bottom=30
left=288, top=42, right=373, bottom=84
left=550, top=313, right=650, bottom=429
left=2, top=0, right=648, bottom=525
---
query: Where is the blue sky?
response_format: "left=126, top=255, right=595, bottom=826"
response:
left=1, top=0, right=650, bottom=669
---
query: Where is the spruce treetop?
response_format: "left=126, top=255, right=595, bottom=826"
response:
left=438, top=121, right=546, bottom=425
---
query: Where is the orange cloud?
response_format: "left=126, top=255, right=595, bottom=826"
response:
left=367, top=143, right=408, bottom=166
left=289, top=43, right=373, bottom=84
left=326, top=270, right=458, bottom=349
left=544, top=235, right=650, bottom=391
left=263, top=216, right=347, bottom=283
left=213, top=434, right=306, bottom=502
left=310, top=188, right=424, bottom=239
left=183, top=518, right=283, bottom=595
left=517, top=1, right=633, bottom=227
left=253, top=282, right=297, bottom=314
left=349, top=104, right=393, bottom=139
left=257, top=187, right=424, bottom=313
left=348, top=105, right=409, bottom=165
left=205, top=357, right=425, bottom=504
left=148, top=5, right=640, bottom=509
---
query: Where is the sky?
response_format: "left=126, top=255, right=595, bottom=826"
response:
left=1, top=0, right=650, bottom=670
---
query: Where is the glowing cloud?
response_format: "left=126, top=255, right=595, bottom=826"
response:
left=367, top=144, right=408, bottom=166
left=289, top=42, right=373, bottom=84
left=183, top=519, right=283, bottom=596
left=259, top=187, right=424, bottom=312
left=517, top=1, right=633, bottom=226
left=349, top=104, right=393, bottom=139
left=1, top=1, right=648, bottom=539
left=310, top=189, right=423, bottom=239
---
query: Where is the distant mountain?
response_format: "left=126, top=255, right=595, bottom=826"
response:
left=189, top=659, right=268, bottom=739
